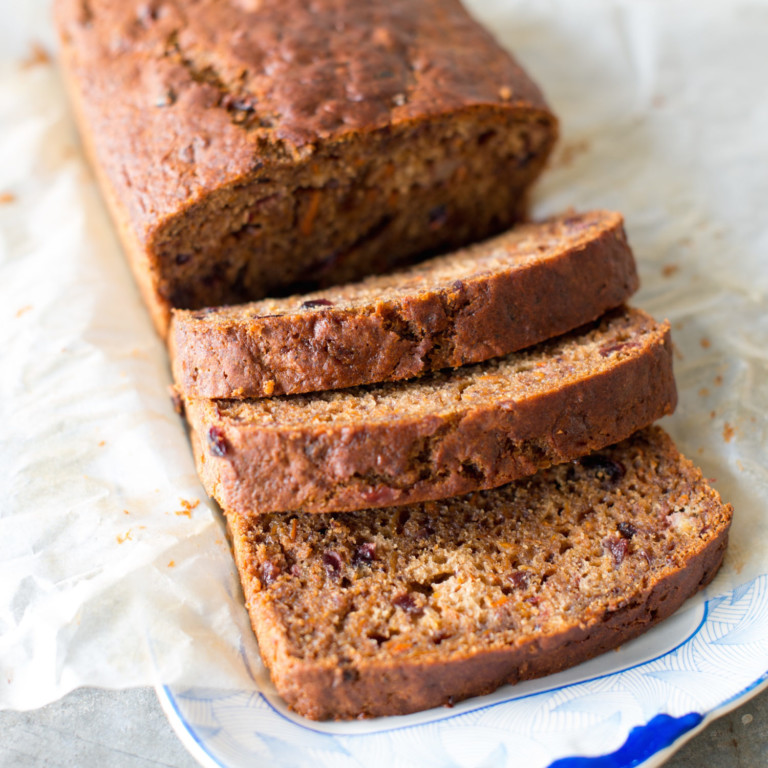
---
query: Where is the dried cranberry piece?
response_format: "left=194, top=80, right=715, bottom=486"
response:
left=617, top=522, right=637, bottom=539
left=507, top=571, right=529, bottom=590
left=525, top=595, right=541, bottom=605
left=301, top=298, right=334, bottom=309
left=428, top=205, right=447, bottom=230
left=207, top=426, right=229, bottom=457
left=260, top=561, right=281, bottom=586
left=579, top=455, right=626, bottom=487
left=599, top=340, right=640, bottom=357
left=353, top=542, right=376, bottom=565
left=604, top=536, right=629, bottom=566
left=322, top=550, right=343, bottom=575
left=393, top=592, right=423, bottom=616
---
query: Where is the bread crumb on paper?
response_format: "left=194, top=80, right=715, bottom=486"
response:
left=661, top=264, right=679, bottom=278
left=176, top=498, right=200, bottom=517
left=21, top=42, right=51, bottom=69
left=552, top=139, right=590, bottom=169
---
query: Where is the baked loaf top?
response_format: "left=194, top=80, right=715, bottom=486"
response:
left=54, top=0, right=554, bottom=271
left=183, top=307, right=677, bottom=515
left=228, top=426, right=732, bottom=720
left=170, top=210, right=638, bottom=398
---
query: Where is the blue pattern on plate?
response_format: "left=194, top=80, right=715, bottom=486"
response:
left=547, top=712, right=703, bottom=768
left=160, top=573, right=768, bottom=768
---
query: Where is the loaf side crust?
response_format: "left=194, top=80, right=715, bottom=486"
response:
left=184, top=308, right=677, bottom=516
left=169, top=210, right=638, bottom=398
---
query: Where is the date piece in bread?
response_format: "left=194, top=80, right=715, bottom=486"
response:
left=228, top=426, right=732, bottom=720
left=170, top=210, right=637, bottom=398
left=55, top=0, right=558, bottom=336
left=183, top=307, right=677, bottom=516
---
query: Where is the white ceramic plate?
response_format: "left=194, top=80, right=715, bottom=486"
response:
left=156, top=572, right=768, bottom=768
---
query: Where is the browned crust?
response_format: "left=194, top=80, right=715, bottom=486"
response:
left=57, top=43, right=174, bottom=334
left=185, top=316, right=677, bottom=516
left=54, top=0, right=558, bottom=337
left=169, top=211, right=638, bottom=398
left=248, top=527, right=727, bottom=719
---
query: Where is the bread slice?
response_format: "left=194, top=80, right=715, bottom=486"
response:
left=169, top=210, right=638, bottom=399
left=227, top=426, right=732, bottom=720
left=55, top=0, right=557, bottom=337
left=182, top=307, right=676, bottom=516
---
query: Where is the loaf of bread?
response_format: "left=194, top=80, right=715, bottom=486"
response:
left=226, top=426, right=731, bottom=719
left=181, top=307, right=676, bottom=516
left=55, top=0, right=558, bottom=336
left=170, top=210, right=638, bottom=398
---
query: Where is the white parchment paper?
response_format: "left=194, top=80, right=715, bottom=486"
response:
left=1, top=0, right=767, bottom=712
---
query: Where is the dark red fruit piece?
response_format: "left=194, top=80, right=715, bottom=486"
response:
left=604, top=536, right=629, bottom=565
left=323, top=551, right=343, bottom=575
left=353, top=542, right=376, bottom=565
left=393, top=592, right=423, bottom=616
left=301, top=298, right=334, bottom=309
left=617, top=522, right=637, bottom=539
left=580, top=455, right=626, bottom=487
left=207, top=426, right=229, bottom=457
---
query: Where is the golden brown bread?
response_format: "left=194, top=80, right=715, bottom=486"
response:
left=227, top=426, right=732, bottom=719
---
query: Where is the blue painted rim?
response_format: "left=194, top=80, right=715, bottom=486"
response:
left=548, top=712, right=704, bottom=768
left=166, top=601, right=709, bottom=740
left=542, top=666, right=768, bottom=768
left=159, top=574, right=768, bottom=768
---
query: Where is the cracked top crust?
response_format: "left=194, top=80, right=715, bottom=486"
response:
left=54, top=0, right=551, bottom=233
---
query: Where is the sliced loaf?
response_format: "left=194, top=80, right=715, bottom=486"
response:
left=169, top=211, right=637, bottom=398
left=183, top=307, right=676, bottom=516
left=227, top=426, right=732, bottom=720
